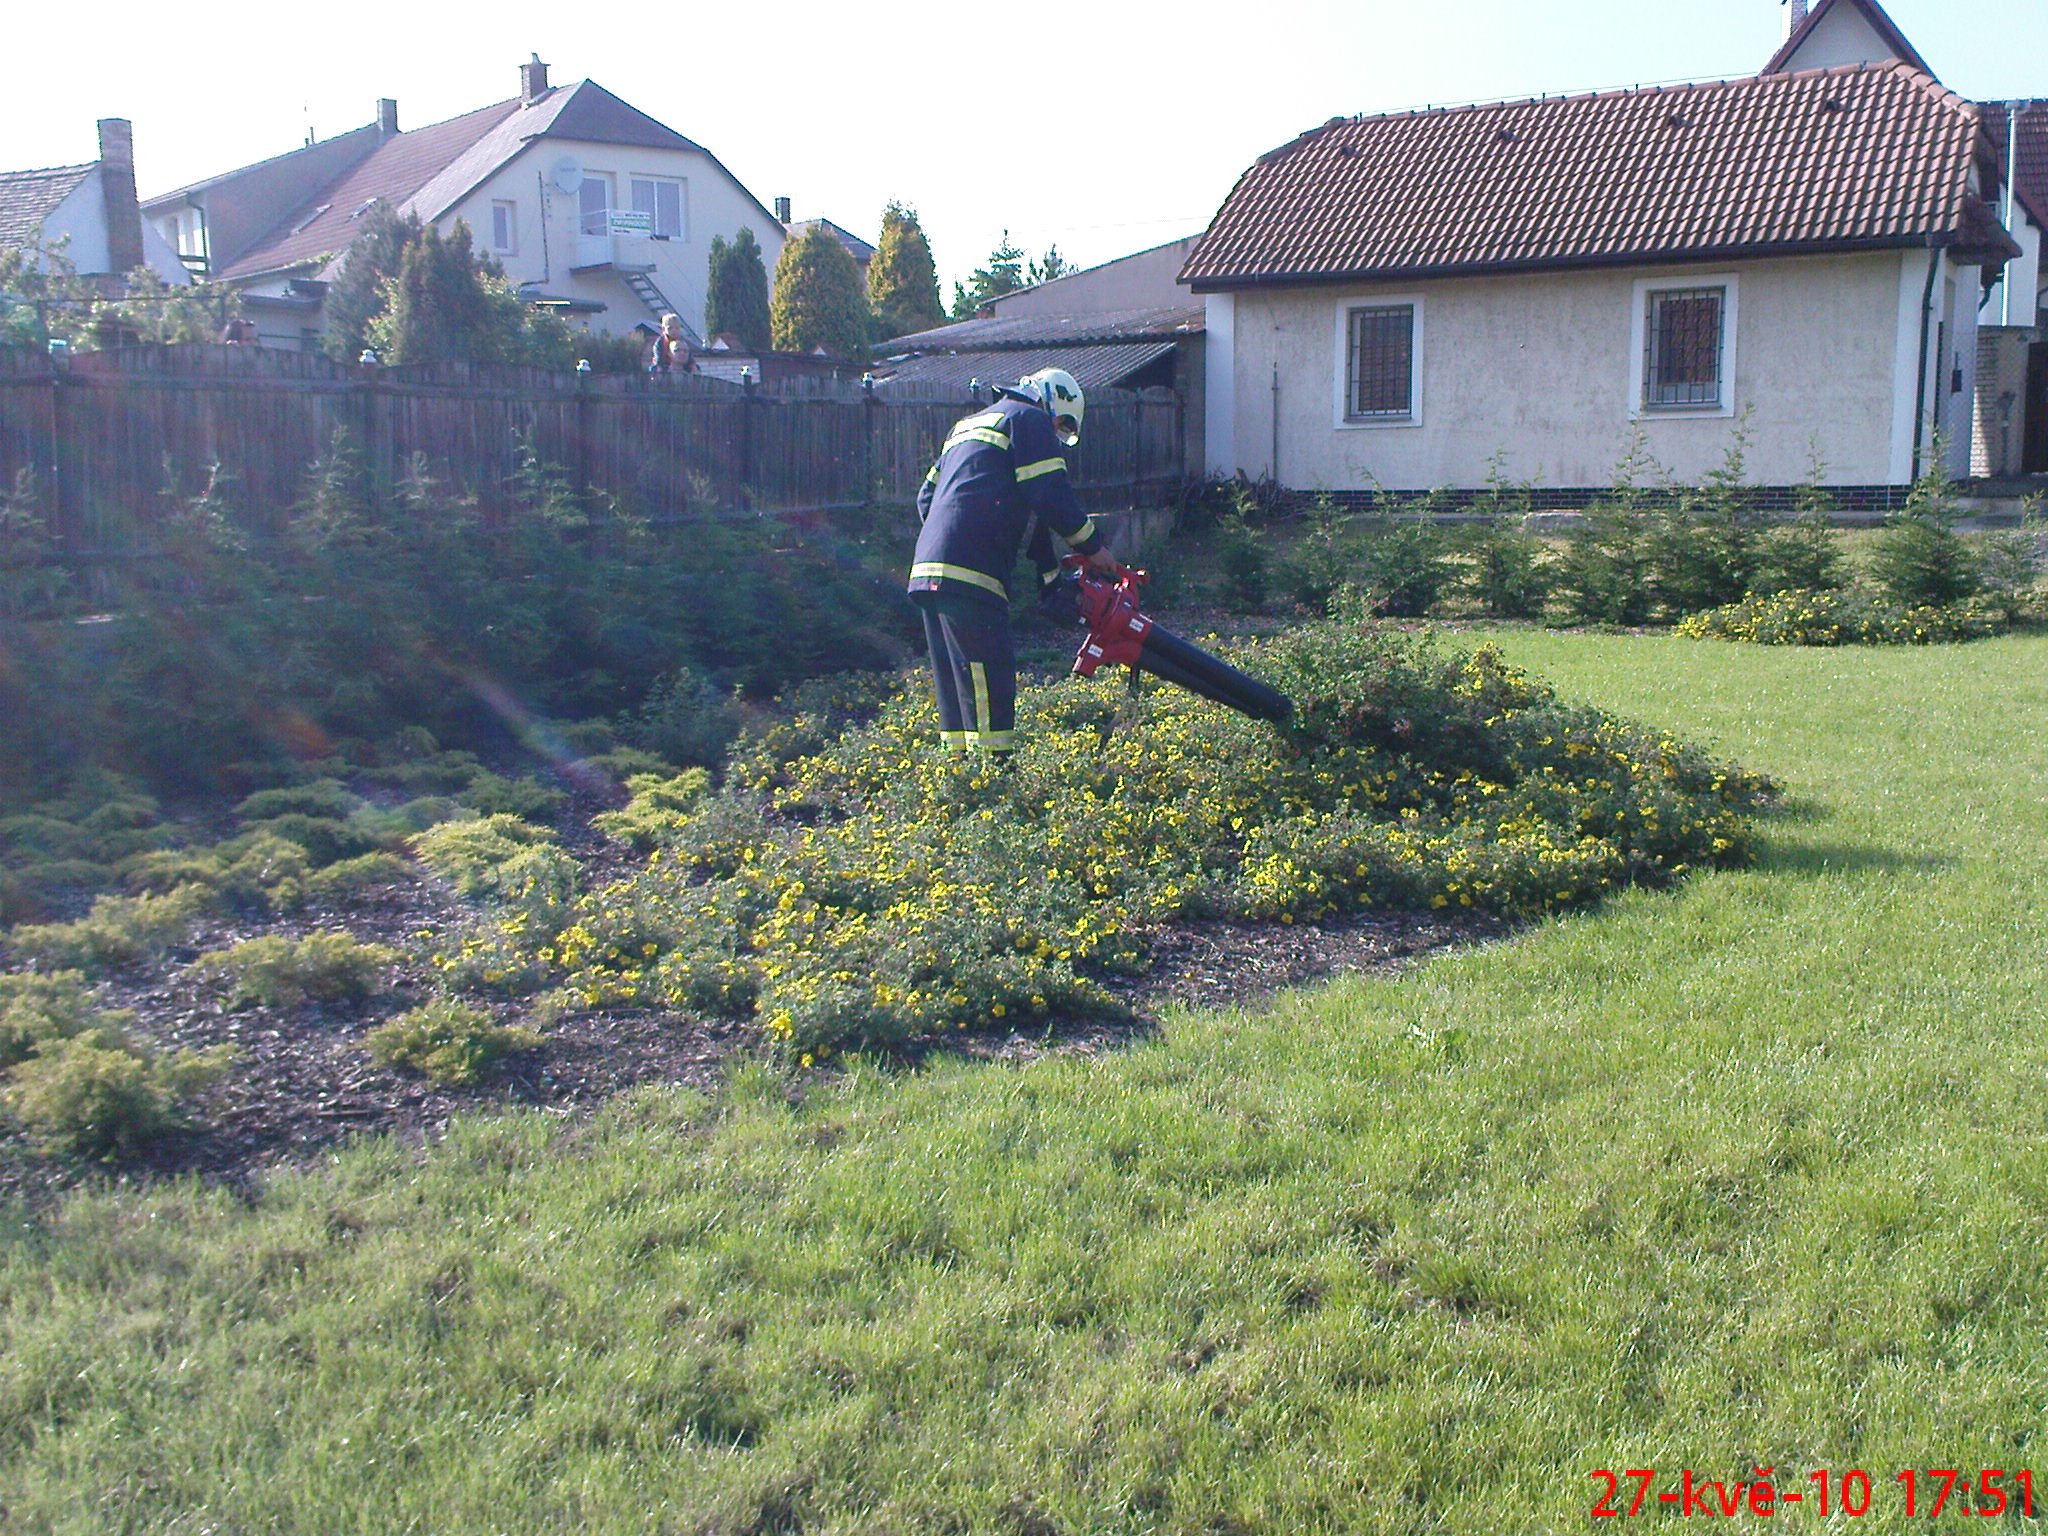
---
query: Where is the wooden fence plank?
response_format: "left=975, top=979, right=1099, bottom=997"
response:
left=0, top=346, right=1183, bottom=563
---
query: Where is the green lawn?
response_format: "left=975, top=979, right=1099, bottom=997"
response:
left=3, top=632, right=2045, bottom=1535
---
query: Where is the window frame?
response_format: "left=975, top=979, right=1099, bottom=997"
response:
left=1628, top=273, right=1738, bottom=419
left=629, top=176, right=687, bottom=242
left=490, top=199, right=518, bottom=256
left=1333, top=294, right=1424, bottom=429
left=578, top=174, right=614, bottom=237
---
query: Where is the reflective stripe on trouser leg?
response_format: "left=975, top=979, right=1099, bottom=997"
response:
left=916, top=593, right=1014, bottom=752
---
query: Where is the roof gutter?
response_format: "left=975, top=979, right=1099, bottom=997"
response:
left=1910, top=241, right=1941, bottom=479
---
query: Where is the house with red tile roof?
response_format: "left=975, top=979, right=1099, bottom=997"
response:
left=1182, top=11, right=2019, bottom=499
left=1768, top=0, right=2048, bottom=475
left=141, top=57, right=784, bottom=352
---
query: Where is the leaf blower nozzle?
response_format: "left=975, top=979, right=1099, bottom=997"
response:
left=1060, top=557, right=1293, bottom=725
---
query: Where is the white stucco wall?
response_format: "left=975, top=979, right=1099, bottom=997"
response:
left=446, top=143, right=784, bottom=340
left=1778, top=5, right=1904, bottom=71
left=1208, top=250, right=1948, bottom=489
left=42, top=178, right=190, bottom=283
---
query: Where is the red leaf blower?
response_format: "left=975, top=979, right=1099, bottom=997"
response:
left=1061, top=556, right=1293, bottom=725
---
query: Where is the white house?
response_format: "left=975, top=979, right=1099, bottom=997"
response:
left=141, top=58, right=784, bottom=351
left=1766, top=0, right=2048, bottom=477
left=1183, top=51, right=2016, bottom=498
left=0, top=119, right=189, bottom=287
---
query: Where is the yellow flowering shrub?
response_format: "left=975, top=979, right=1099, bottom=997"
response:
left=429, top=624, right=1774, bottom=1052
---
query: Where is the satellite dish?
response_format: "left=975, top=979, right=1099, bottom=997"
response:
left=551, top=156, right=582, bottom=194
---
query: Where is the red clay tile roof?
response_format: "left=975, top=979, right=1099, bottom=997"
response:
left=1979, top=100, right=2048, bottom=233
left=214, top=100, right=520, bottom=281
left=1181, top=61, right=2005, bottom=292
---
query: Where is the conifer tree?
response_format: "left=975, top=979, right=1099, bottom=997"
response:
left=951, top=230, right=1028, bottom=318
left=705, top=227, right=772, bottom=350
left=323, top=202, right=424, bottom=361
left=770, top=225, right=872, bottom=359
left=867, top=202, right=946, bottom=341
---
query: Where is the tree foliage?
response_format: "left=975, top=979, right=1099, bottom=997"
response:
left=770, top=225, right=872, bottom=360
left=0, top=239, right=224, bottom=348
left=951, top=230, right=1028, bottom=318
left=705, top=227, right=772, bottom=351
left=1027, top=244, right=1075, bottom=287
left=322, top=202, right=423, bottom=362
left=359, top=220, right=579, bottom=368
left=866, top=202, right=946, bottom=342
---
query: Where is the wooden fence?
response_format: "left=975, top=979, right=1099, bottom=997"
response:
left=0, top=345, right=1185, bottom=559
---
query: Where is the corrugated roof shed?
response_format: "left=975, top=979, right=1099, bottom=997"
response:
left=0, top=164, right=93, bottom=248
left=871, top=341, right=1179, bottom=395
left=1182, top=61, right=2012, bottom=292
left=881, top=305, right=1203, bottom=352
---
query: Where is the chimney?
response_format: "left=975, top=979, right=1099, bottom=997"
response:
left=520, top=54, right=550, bottom=104
left=773, top=196, right=792, bottom=225
left=1784, top=0, right=1809, bottom=39
left=376, top=98, right=400, bottom=136
left=96, top=118, right=144, bottom=278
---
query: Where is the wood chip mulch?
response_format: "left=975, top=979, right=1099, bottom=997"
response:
left=0, top=855, right=1511, bottom=1212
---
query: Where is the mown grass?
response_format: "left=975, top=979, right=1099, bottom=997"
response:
left=2, top=633, right=2045, bottom=1534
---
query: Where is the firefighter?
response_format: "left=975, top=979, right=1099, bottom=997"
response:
left=908, top=367, right=1116, bottom=753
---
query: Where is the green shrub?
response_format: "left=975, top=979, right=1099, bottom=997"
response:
left=462, top=626, right=1773, bottom=1054
left=238, top=813, right=378, bottom=868
left=1210, top=508, right=1271, bottom=612
left=456, top=772, right=566, bottom=821
left=1973, top=505, right=2042, bottom=624
left=0, top=971, right=132, bottom=1070
left=305, top=851, right=415, bottom=900
left=1353, top=511, right=1454, bottom=618
left=1676, top=589, right=2004, bottom=646
left=1867, top=515, right=1979, bottom=609
left=234, top=778, right=360, bottom=822
left=1277, top=499, right=1364, bottom=615
left=5, top=884, right=217, bottom=971
left=363, top=998, right=540, bottom=1086
left=628, top=669, right=745, bottom=768
left=1457, top=517, right=1550, bottom=619
left=187, top=930, right=398, bottom=1010
left=2, top=1028, right=234, bottom=1158
left=591, top=770, right=714, bottom=851
left=412, top=815, right=578, bottom=922
left=1553, top=505, right=1654, bottom=625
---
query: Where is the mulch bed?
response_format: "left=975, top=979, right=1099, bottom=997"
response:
left=0, top=775, right=1514, bottom=1210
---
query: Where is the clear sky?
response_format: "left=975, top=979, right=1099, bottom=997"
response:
left=10, top=0, right=2047, bottom=298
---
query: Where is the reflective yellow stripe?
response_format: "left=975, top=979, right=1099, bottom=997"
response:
left=1015, top=457, right=1065, bottom=482
left=1062, top=518, right=1098, bottom=547
left=939, top=730, right=969, bottom=753
left=923, top=463, right=939, bottom=485
left=945, top=425, right=1012, bottom=453
left=969, top=663, right=991, bottom=737
left=968, top=729, right=1015, bottom=752
left=910, top=561, right=1007, bottom=599
left=960, top=411, right=1006, bottom=430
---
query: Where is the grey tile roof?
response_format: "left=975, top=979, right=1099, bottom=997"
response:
left=1182, top=61, right=2005, bottom=291
left=880, top=304, right=1204, bottom=351
left=0, top=164, right=93, bottom=248
left=871, top=341, right=1179, bottom=395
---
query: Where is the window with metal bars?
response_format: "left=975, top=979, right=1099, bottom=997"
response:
left=1346, top=304, right=1414, bottom=419
left=1643, top=286, right=1724, bottom=408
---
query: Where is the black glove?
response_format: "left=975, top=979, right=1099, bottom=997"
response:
left=1037, top=574, right=1082, bottom=627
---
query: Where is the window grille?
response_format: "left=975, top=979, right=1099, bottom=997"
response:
left=1644, top=287, right=1723, bottom=408
left=1346, top=305, right=1414, bottom=418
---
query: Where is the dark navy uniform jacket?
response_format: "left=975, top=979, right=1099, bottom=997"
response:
left=908, top=388, right=1102, bottom=606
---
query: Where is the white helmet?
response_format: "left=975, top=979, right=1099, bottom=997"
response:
left=1018, top=367, right=1085, bottom=446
